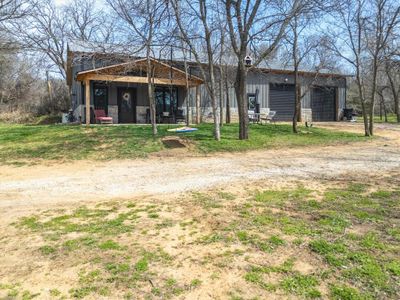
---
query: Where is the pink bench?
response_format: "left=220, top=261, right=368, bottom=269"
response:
left=94, top=109, right=113, bottom=124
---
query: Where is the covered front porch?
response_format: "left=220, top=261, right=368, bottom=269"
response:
left=76, top=58, right=204, bottom=125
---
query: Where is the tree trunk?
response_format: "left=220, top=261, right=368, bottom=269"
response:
left=387, top=66, right=400, bottom=123
left=146, top=54, right=157, bottom=135
left=368, top=57, right=378, bottom=136
left=219, top=68, right=224, bottom=126
left=356, top=71, right=370, bottom=136
left=196, top=86, right=200, bottom=124
left=225, top=75, right=231, bottom=124
left=293, top=84, right=301, bottom=133
left=235, top=62, right=248, bottom=140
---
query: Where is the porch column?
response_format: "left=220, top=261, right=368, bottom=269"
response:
left=85, top=79, right=90, bottom=126
left=196, top=85, right=201, bottom=124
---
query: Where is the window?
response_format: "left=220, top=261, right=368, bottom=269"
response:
left=155, top=87, right=178, bottom=115
left=93, top=84, right=108, bottom=114
left=248, top=93, right=257, bottom=111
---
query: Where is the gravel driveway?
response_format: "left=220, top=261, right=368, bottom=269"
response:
left=0, top=122, right=399, bottom=211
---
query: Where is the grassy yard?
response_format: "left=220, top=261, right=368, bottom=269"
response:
left=1, top=175, right=399, bottom=299
left=0, top=123, right=365, bottom=164
left=373, top=113, right=399, bottom=124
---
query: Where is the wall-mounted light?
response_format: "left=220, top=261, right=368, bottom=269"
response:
left=245, top=55, right=252, bottom=67
left=284, top=78, right=288, bottom=82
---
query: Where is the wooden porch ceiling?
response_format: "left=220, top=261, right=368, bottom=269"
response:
left=76, top=57, right=204, bottom=87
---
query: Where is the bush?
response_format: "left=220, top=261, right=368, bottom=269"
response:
left=0, top=110, right=35, bottom=124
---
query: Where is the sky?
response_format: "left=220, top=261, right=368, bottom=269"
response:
left=54, top=0, right=73, bottom=6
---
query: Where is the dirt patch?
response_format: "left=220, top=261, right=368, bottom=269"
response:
left=0, top=123, right=399, bottom=211
left=1, top=174, right=399, bottom=299
left=162, top=136, right=189, bottom=148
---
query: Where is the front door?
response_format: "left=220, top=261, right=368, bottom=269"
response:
left=117, top=88, right=136, bottom=123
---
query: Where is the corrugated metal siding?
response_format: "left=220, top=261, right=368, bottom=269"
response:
left=247, top=72, right=269, bottom=108
left=301, top=86, right=311, bottom=108
left=311, top=87, right=336, bottom=121
left=269, top=84, right=296, bottom=121
left=338, top=87, right=346, bottom=109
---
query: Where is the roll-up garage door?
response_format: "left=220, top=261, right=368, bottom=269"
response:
left=269, top=84, right=295, bottom=121
left=311, top=87, right=336, bottom=121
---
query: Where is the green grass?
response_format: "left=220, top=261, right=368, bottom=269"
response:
left=0, top=123, right=365, bottom=164
left=8, top=177, right=400, bottom=299
left=373, top=113, right=399, bottom=124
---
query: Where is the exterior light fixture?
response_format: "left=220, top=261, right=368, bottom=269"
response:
left=244, top=55, right=252, bottom=67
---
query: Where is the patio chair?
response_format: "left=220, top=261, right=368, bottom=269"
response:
left=248, top=110, right=259, bottom=124
left=260, top=111, right=276, bottom=125
left=161, top=111, right=174, bottom=124
left=175, top=109, right=186, bottom=124
left=94, top=109, right=113, bottom=124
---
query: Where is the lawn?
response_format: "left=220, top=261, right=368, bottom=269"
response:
left=373, top=113, right=399, bottom=124
left=0, top=123, right=365, bottom=164
left=1, top=174, right=399, bottom=299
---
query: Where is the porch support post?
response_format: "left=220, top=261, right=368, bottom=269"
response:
left=298, top=85, right=302, bottom=122
left=85, top=79, right=90, bottom=126
left=196, top=85, right=201, bottom=124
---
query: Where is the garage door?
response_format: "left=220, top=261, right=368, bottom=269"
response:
left=269, top=84, right=295, bottom=121
left=311, top=87, right=336, bottom=121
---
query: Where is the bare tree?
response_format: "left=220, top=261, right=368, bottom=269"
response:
left=0, top=0, right=30, bottom=23
left=328, top=0, right=399, bottom=136
left=384, top=58, right=400, bottom=122
left=365, top=0, right=400, bottom=134
left=225, top=0, right=299, bottom=140
left=172, top=0, right=221, bottom=140
left=11, top=0, right=68, bottom=78
left=0, top=0, right=32, bottom=51
left=65, top=0, right=103, bottom=42
left=108, top=0, right=169, bottom=136
left=284, top=1, right=332, bottom=133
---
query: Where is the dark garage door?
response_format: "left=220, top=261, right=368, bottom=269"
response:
left=269, top=84, right=295, bottom=121
left=311, top=87, right=336, bottom=121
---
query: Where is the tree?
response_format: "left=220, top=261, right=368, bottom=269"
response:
left=11, top=0, right=68, bottom=78
left=0, top=0, right=31, bottom=51
left=225, top=0, right=299, bottom=140
left=328, top=0, right=399, bottom=136
left=108, top=0, right=169, bottom=136
left=283, top=1, right=333, bottom=132
left=365, top=0, right=400, bottom=135
left=65, top=0, right=113, bottom=44
left=172, top=0, right=221, bottom=140
left=384, top=58, right=400, bottom=122
left=0, top=0, right=30, bottom=23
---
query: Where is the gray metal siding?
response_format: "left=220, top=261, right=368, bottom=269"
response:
left=311, top=87, right=336, bottom=121
left=269, top=84, right=296, bottom=121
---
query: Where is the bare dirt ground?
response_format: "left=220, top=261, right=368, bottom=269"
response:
left=0, top=122, right=399, bottom=299
left=0, top=122, right=399, bottom=212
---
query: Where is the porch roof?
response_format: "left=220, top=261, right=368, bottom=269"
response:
left=76, top=57, right=204, bottom=87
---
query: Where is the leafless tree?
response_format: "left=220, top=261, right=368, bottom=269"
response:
left=172, top=0, right=221, bottom=140
left=328, top=0, right=399, bottom=136
left=107, top=0, right=169, bottom=136
left=364, top=0, right=400, bottom=134
left=384, top=58, right=400, bottom=122
left=10, top=0, right=68, bottom=78
left=0, top=0, right=31, bottom=51
left=225, top=0, right=299, bottom=140
left=283, top=1, right=334, bottom=132
left=0, top=0, right=30, bottom=23
left=65, top=0, right=104, bottom=42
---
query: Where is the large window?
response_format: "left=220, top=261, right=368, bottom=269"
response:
left=248, top=93, right=257, bottom=111
left=155, top=87, right=178, bottom=115
left=93, top=84, right=108, bottom=114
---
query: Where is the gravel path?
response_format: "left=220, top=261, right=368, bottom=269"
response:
left=0, top=123, right=399, bottom=210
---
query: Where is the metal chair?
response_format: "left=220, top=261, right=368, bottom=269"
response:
left=260, top=111, right=276, bottom=125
